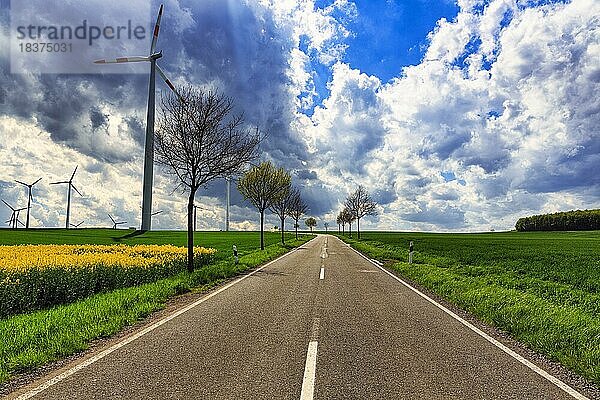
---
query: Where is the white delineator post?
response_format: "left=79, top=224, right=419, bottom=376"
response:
left=409, top=241, right=414, bottom=264
left=233, top=245, right=238, bottom=264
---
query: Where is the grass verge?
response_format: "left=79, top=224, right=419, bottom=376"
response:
left=337, top=234, right=600, bottom=386
left=0, top=236, right=313, bottom=384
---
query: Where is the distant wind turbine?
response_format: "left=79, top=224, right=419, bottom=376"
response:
left=108, top=214, right=127, bottom=229
left=50, top=166, right=82, bottom=229
left=2, top=199, right=26, bottom=229
left=94, top=3, right=183, bottom=231
left=15, top=177, right=42, bottom=229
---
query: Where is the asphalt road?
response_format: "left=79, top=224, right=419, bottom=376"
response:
left=8, top=235, right=587, bottom=399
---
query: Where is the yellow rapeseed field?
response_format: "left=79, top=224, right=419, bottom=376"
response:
left=0, top=244, right=217, bottom=273
left=0, top=244, right=218, bottom=318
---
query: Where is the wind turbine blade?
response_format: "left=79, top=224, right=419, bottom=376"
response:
left=150, top=4, right=164, bottom=54
left=15, top=180, right=28, bottom=186
left=108, top=214, right=116, bottom=224
left=94, top=56, right=150, bottom=64
left=156, top=65, right=184, bottom=102
left=32, top=177, right=42, bottom=186
left=50, top=181, right=69, bottom=185
left=71, top=185, right=83, bottom=197
left=70, top=166, right=78, bottom=182
left=1, top=199, right=14, bottom=210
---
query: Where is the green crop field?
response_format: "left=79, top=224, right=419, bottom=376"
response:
left=336, top=230, right=600, bottom=384
left=0, top=228, right=294, bottom=259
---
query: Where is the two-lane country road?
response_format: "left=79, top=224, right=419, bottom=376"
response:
left=8, top=235, right=589, bottom=399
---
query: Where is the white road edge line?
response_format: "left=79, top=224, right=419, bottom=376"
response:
left=346, top=243, right=589, bottom=400
left=319, top=267, right=325, bottom=280
left=13, top=238, right=318, bottom=400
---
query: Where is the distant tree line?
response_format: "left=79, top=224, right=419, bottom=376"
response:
left=515, top=209, right=600, bottom=232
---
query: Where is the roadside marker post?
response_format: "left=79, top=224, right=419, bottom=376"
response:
left=233, top=245, right=238, bottom=264
left=409, top=241, right=414, bottom=264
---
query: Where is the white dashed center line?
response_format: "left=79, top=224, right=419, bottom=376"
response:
left=300, top=318, right=320, bottom=400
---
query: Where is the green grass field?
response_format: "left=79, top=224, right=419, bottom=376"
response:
left=0, top=228, right=293, bottom=260
left=336, top=230, right=600, bottom=385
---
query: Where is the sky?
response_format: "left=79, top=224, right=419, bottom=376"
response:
left=0, top=0, right=598, bottom=232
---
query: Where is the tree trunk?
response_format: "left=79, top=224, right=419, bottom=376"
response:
left=295, top=219, right=298, bottom=240
left=260, top=209, right=265, bottom=250
left=187, top=191, right=196, bottom=272
left=357, top=217, right=360, bottom=239
left=342, top=223, right=345, bottom=235
left=349, top=222, right=352, bottom=238
left=280, top=216, right=285, bottom=244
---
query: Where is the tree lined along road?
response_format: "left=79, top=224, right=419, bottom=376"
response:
left=9, top=236, right=587, bottom=399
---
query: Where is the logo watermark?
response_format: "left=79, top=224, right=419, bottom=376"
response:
left=10, top=0, right=151, bottom=74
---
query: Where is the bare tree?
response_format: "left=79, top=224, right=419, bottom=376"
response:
left=288, top=188, right=308, bottom=240
left=269, top=178, right=294, bottom=245
left=344, top=185, right=378, bottom=239
left=324, top=222, right=329, bottom=233
left=238, top=161, right=291, bottom=250
left=336, top=211, right=343, bottom=234
left=341, top=207, right=356, bottom=238
left=305, top=217, right=317, bottom=232
left=155, top=87, right=260, bottom=272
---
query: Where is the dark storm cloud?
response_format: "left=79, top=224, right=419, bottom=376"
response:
left=166, top=0, right=310, bottom=169
left=90, top=107, right=109, bottom=131
left=123, top=115, right=146, bottom=146
left=402, top=204, right=465, bottom=228
left=1, top=0, right=310, bottom=172
left=372, top=188, right=397, bottom=205
left=295, top=169, right=318, bottom=180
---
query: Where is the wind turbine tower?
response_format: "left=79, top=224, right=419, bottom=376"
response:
left=226, top=177, right=230, bottom=232
left=50, top=166, right=82, bottom=229
left=94, top=4, right=182, bottom=231
left=15, top=177, right=42, bottom=229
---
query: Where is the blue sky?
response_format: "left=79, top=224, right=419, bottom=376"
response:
left=303, top=0, right=460, bottom=112
left=0, top=0, right=598, bottom=232
left=343, top=0, right=459, bottom=80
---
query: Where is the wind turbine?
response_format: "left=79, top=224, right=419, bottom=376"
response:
left=226, top=177, right=231, bottom=232
left=2, top=200, right=26, bottom=229
left=69, top=221, right=84, bottom=228
left=94, top=4, right=183, bottom=231
left=108, top=214, right=127, bottom=229
left=15, top=177, right=42, bottom=229
left=50, top=166, right=82, bottom=229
